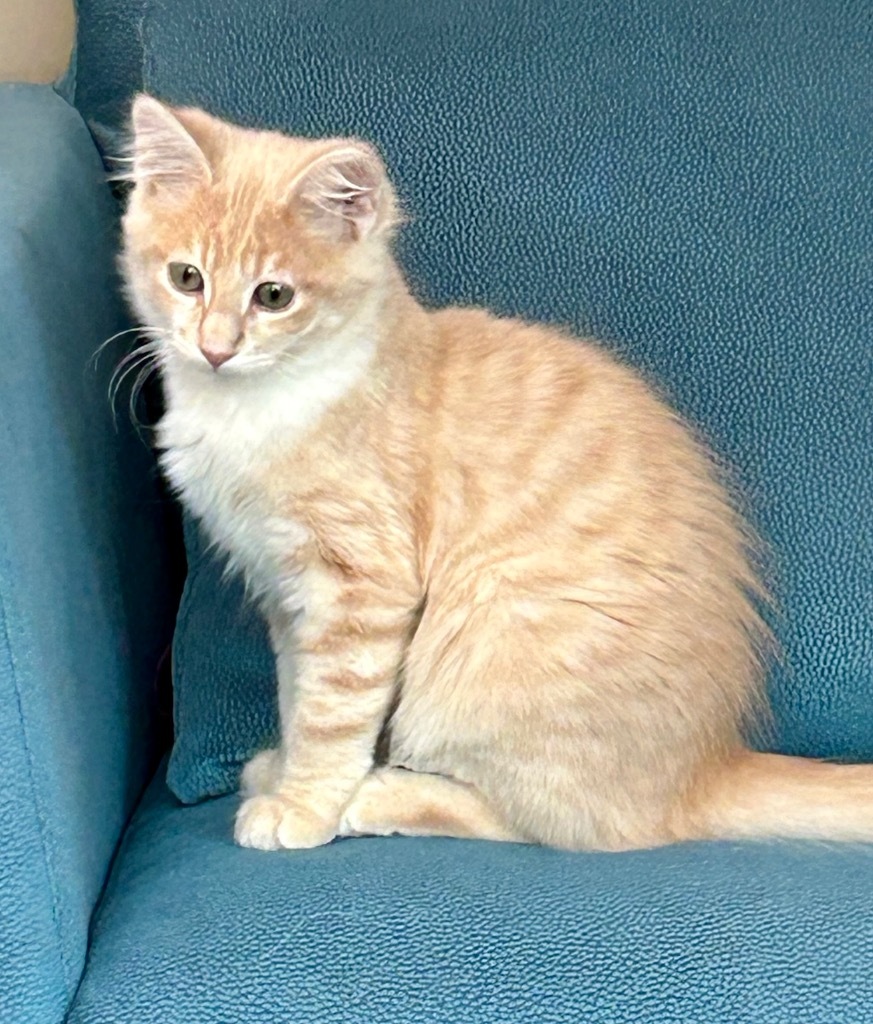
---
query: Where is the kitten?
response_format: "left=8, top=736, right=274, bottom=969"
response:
left=121, top=95, right=873, bottom=851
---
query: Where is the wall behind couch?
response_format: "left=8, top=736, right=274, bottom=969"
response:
left=0, top=0, right=74, bottom=83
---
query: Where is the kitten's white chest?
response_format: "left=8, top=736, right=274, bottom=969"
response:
left=159, top=386, right=302, bottom=595
left=157, top=332, right=375, bottom=599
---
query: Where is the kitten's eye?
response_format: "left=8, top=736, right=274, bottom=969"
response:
left=254, top=282, right=294, bottom=311
left=168, top=262, right=204, bottom=293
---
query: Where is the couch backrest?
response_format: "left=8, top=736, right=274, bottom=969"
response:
left=74, top=0, right=872, bottom=758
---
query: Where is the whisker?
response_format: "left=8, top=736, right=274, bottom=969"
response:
left=243, top=355, right=282, bottom=370
left=273, top=351, right=307, bottom=370
left=113, top=365, right=158, bottom=430
left=108, top=341, right=163, bottom=395
left=127, top=356, right=165, bottom=431
left=91, top=325, right=158, bottom=368
left=109, top=345, right=163, bottom=425
left=109, top=357, right=151, bottom=419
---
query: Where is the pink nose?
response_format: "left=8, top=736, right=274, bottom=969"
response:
left=201, top=347, right=234, bottom=370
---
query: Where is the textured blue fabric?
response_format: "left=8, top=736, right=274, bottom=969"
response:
left=104, top=0, right=873, bottom=803
left=166, top=521, right=276, bottom=803
left=74, top=0, right=149, bottom=136
left=0, top=85, right=174, bottom=1023
left=70, top=763, right=873, bottom=1023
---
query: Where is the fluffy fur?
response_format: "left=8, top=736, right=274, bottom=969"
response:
left=121, top=95, right=873, bottom=852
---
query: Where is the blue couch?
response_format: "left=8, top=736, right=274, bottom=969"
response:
left=2, top=2, right=871, bottom=1022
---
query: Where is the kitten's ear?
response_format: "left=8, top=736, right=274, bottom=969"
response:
left=128, top=94, right=212, bottom=192
left=292, top=142, right=393, bottom=242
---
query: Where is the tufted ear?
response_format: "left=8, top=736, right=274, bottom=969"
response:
left=128, top=94, right=212, bottom=192
left=292, top=142, right=392, bottom=242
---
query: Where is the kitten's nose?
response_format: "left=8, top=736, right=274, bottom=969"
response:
left=199, top=311, right=243, bottom=370
left=200, top=347, right=235, bottom=370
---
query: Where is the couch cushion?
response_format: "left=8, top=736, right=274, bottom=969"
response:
left=166, top=519, right=276, bottom=803
left=74, top=0, right=873, bottom=803
left=69, top=763, right=873, bottom=1024
left=0, top=84, right=175, bottom=1024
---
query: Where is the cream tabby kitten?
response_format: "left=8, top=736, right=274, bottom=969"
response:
left=121, top=95, right=873, bottom=852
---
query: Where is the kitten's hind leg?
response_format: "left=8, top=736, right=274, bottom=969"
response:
left=339, top=767, right=523, bottom=843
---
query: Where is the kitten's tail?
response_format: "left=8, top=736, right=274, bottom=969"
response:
left=689, top=751, right=873, bottom=843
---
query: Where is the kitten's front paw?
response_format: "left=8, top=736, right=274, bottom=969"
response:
left=240, top=748, right=283, bottom=796
left=234, top=795, right=337, bottom=851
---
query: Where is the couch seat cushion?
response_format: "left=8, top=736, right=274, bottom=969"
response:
left=69, top=763, right=873, bottom=1023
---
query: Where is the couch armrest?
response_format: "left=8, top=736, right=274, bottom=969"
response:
left=0, top=85, right=175, bottom=1023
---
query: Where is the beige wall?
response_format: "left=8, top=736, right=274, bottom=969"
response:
left=0, top=0, right=75, bottom=83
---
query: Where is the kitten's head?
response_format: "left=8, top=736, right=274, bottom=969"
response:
left=120, top=95, right=398, bottom=375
